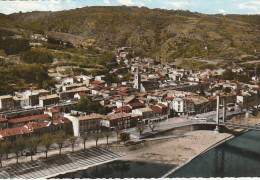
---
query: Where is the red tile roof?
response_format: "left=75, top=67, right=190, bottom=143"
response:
left=57, top=117, right=71, bottom=124
left=150, top=106, right=161, bottom=112
left=0, top=127, right=31, bottom=138
left=157, top=103, right=167, bottom=108
left=92, top=86, right=101, bottom=91
left=0, top=117, right=7, bottom=122
left=90, top=80, right=105, bottom=85
left=44, top=108, right=59, bottom=113
left=186, top=99, right=194, bottom=103
left=118, top=92, right=129, bottom=96
left=26, top=122, right=49, bottom=130
left=114, top=106, right=131, bottom=113
left=107, top=112, right=130, bottom=120
left=129, top=101, right=146, bottom=109
left=102, top=87, right=110, bottom=90
left=8, top=114, right=51, bottom=124
left=78, top=113, right=103, bottom=121
left=164, top=97, right=174, bottom=101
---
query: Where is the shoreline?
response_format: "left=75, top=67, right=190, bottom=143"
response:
left=44, top=157, right=122, bottom=179
left=161, top=133, right=236, bottom=178
left=0, top=128, right=248, bottom=179
left=53, top=129, right=248, bottom=178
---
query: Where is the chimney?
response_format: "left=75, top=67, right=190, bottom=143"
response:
left=21, top=129, right=23, bottom=134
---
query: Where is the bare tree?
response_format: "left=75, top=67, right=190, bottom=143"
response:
left=25, top=137, right=38, bottom=161
left=149, top=121, right=159, bottom=132
left=41, top=134, right=53, bottom=159
left=81, top=135, right=88, bottom=150
left=69, top=136, right=76, bottom=153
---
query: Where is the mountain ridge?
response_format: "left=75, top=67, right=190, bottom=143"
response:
left=2, top=6, right=260, bottom=61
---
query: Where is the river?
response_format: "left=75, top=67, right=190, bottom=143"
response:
left=56, top=130, right=260, bottom=178
left=168, top=130, right=260, bottom=177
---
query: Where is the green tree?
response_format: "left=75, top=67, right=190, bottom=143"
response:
left=69, top=136, right=76, bottom=153
left=41, top=134, right=53, bottom=159
left=25, top=137, right=38, bottom=161
left=119, top=132, right=130, bottom=144
left=81, top=135, right=88, bottom=150
left=20, top=49, right=53, bottom=64
left=136, top=122, right=145, bottom=135
left=223, top=87, right=231, bottom=93
left=0, top=49, right=6, bottom=56
left=12, top=139, right=22, bottom=164
left=76, top=96, right=111, bottom=115
left=92, top=134, right=102, bottom=147
left=0, top=142, right=9, bottom=167
left=4, top=141, right=10, bottom=159
left=17, top=137, right=26, bottom=156
left=104, top=132, right=112, bottom=145
left=55, top=134, right=66, bottom=155
left=221, top=69, right=236, bottom=80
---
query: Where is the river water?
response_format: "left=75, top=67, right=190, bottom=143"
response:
left=168, top=130, right=260, bottom=178
left=57, top=130, right=260, bottom=178
left=55, top=160, right=175, bottom=178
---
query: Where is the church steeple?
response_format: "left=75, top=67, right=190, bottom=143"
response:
left=133, top=58, right=141, bottom=90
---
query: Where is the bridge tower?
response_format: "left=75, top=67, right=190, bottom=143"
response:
left=214, top=95, right=220, bottom=133
left=222, top=97, right=226, bottom=123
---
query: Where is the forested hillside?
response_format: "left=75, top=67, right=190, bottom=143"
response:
left=1, top=6, right=260, bottom=61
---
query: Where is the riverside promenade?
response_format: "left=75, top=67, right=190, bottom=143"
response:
left=0, top=147, right=123, bottom=179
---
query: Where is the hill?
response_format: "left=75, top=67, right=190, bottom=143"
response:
left=3, top=6, right=260, bottom=61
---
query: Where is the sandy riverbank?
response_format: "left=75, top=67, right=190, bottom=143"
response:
left=124, top=130, right=233, bottom=165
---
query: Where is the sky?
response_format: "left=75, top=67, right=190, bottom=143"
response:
left=0, top=0, right=260, bottom=15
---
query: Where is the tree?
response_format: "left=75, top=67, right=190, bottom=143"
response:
left=0, top=49, right=6, bottom=56
left=136, top=122, right=145, bottom=135
left=81, top=135, right=88, bottom=150
left=69, top=136, right=76, bottom=153
left=104, top=132, right=112, bottom=145
left=119, top=132, right=130, bottom=144
left=17, top=137, right=25, bottom=156
left=41, top=134, right=53, bottom=159
left=221, top=69, right=236, bottom=80
left=55, top=134, right=66, bottom=155
left=4, top=141, right=10, bottom=159
left=223, top=87, right=231, bottom=94
left=25, top=137, right=38, bottom=161
left=92, top=134, right=102, bottom=147
left=115, top=127, right=121, bottom=142
left=0, top=142, right=9, bottom=167
left=76, top=96, right=110, bottom=115
left=149, top=121, right=159, bottom=132
left=12, top=139, right=22, bottom=164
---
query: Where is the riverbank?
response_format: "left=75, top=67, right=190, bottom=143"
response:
left=123, top=130, right=233, bottom=165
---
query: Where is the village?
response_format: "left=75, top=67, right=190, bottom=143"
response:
left=0, top=43, right=259, bottom=173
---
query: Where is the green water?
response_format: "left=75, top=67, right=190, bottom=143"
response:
left=56, top=160, right=175, bottom=178
left=168, top=130, right=260, bottom=177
